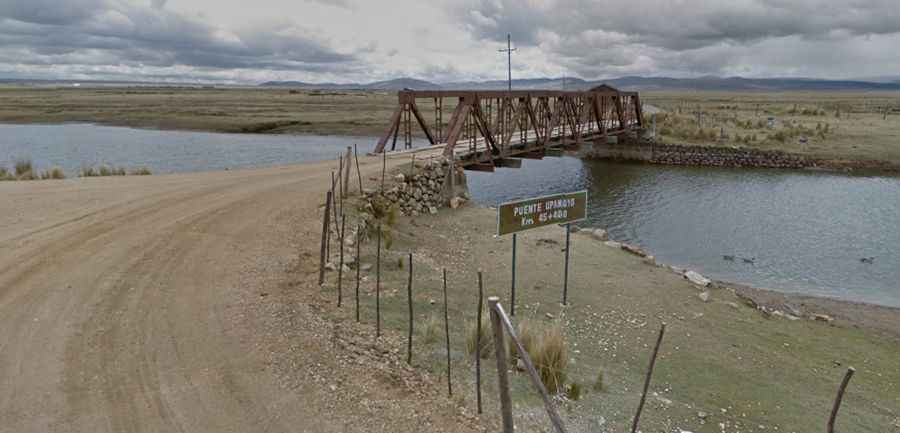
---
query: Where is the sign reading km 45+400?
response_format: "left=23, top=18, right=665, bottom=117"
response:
left=497, top=190, right=588, bottom=236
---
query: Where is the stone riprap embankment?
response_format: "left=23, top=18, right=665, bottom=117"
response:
left=586, top=141, right=811, bottom=169
left=363, top=158, right=469, bottom=217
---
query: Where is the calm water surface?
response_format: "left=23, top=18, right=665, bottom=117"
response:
left=467, top=157, right=900, bottom=308
left=4, top=123, right=898, bottom=307
left=0, top=123, right=372, bottom=175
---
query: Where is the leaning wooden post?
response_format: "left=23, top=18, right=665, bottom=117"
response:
left=494, top=299, right=568, bottom=433
left=406, top=252, right=414, bottom=365
left=354, top=143, right=363, bottom=193
left=319, top=191, right=333, bottom=286
left=562, top=223, right=571, bottom=305
left=442, top=268, right=452, bottom=397
left=828, top=367, right=856, bottom=433
left=631, top=323, right=667, bottom=433
left=375, top=225, right=382, bottom=339
left=488, top=297, right=514, bottom=433
left=343, top=146, right=352, bottom=196
left=475, top=271, right=484, bottom=415
left=355, top=223, right=361, bottom=322
left=337, top=214, right=345, bottom=307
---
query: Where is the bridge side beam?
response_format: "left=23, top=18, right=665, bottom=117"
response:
left=442, top=102, right=470, bottom=157
left=409, top=101, right=436, bottom=145
left=375, top=105, right=402, bottom=153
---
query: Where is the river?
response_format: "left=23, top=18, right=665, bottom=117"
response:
left=467, top=157, right=900, bottom=308
left=0, top=123, right=372, bottom=175
left=3, top=123, right=898, bottom=308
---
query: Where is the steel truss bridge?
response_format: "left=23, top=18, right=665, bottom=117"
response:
left=374, top=85, right=644, bottom=171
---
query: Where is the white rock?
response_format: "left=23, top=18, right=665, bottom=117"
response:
left=341, top=264, right=351, bottom=273
left=428, top=206, right=438, bottom=215
left=604, top=240, right=622, bottom=249
left=592, top=228, right=609, bottom=241
left=698, top=291, right=711, bottom=302
left=360, top=263, right=373, bottom=272
left=325, top=262, right=337, bottom=271
left=685, top=270, right=711, bottom=287
left=450, top=196, right=464, bottom=209
left=394, top=173, right=406, bottom=182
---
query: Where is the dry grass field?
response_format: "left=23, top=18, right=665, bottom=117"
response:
left=642, top=91, right=900, bottom=165
left=2, top=86, right=899, bottom=166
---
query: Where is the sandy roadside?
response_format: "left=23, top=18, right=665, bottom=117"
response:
left=0, top=156, right=483, bottom=433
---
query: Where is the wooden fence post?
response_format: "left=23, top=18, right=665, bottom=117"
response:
left=375, top=225, right=382, bottom=338
left=343, top=146, right=352, bottom=196
left=319, top=191, right=332, bottom=286
left=381, top=150, right=386, bottom=193
left=338, top=214, right=345, bottom=307
left=354, top=143, right=363, bottom=193
left=828, top=367, right=856, bottom=433
left=631, top=323, right=666, bottom=433
left=475, top=271, right=484, bottom=415
left=488, top=297, right=514, bottom=433
left=443, top=268, right=452, bottom=397
left=406, top=252, right=414, bottom=365
left=355, top=223, right=361, bottom=322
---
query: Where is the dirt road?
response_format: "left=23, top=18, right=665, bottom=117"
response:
left=0, top=158, right=475, bottom=433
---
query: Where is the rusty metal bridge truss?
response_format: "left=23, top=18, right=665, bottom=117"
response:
left=374, top=86, right=644, bottom=171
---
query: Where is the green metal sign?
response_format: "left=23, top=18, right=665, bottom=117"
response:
left=497, top=190, right=588, bottom=236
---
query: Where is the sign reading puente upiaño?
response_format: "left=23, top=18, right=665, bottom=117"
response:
left=497, top=191, right=588, bottom=236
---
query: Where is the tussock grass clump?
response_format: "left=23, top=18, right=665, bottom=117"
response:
left=594, top=370, right=605, bottom=391
left=566, top=382, right=582, bottom=401
left=0, top=167, right=13, bottom=181
left=14, top=159, right=33, bottom=178
left=420, top=313, right=441, bottom=345
left=40, top=168, right=66, bottom=180
left=80, top=165, right=140, bottom=177
left=533, top=324, right=568, bottom=393
left=466, top=315, right=494, bottom=360
left=508, top=318, right=538, bottom=364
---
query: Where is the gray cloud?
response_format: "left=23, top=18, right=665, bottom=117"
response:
left=1, top=0, right=900, bottom=83
left=455, top=0, right=900, bottom=79
left=0, top=0, right=361, bottom=81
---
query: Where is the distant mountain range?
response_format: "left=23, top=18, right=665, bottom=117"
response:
left=4, top=76, right=900, bottom=92
left=260, top=76, right=900, bottom=92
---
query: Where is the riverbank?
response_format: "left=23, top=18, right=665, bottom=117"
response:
left=585, top=138, right=900, bottom=173
left=327, top=178, right=900, bottom=432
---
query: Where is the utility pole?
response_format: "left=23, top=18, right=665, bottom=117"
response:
left=498, top=33, right=517, bottom=91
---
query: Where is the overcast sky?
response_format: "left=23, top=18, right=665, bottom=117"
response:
left=1, top=0, right=899, bottom=83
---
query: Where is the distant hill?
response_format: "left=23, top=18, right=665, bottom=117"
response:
left=260, top=75, right=900, bottom=92
left=259, top=77, right=441, bottom=91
